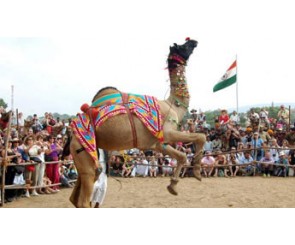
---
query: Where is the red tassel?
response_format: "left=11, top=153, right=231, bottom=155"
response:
left=185, top=37, right=190, bottom=41
left=80, top=103, right=90, bottom=113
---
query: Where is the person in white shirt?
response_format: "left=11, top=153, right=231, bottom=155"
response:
left=91, top=149, right=108, bottom=208
left=230, top=111, right=240, bottom=125
left=201, top=151, right=215, bottom=177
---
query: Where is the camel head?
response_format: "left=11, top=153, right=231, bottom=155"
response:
left=168, top=38, right=198, bottom=68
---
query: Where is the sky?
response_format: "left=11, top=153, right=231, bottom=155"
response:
left=0, top=0, right=295, bottom=118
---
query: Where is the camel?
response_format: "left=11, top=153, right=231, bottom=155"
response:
left=67, top=38, right=206, bottom=207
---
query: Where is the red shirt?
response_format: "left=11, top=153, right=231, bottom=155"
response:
left=219, top=114, right=229, bottom=124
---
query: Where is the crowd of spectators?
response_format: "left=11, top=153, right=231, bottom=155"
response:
left=1, top=105, right=295, bottom=205
left=108, top=105, right=295, bottom=179
left=0, top=111, right=77, bottom=203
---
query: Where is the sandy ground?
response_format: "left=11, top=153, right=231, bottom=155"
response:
left=3, top=176, right=295, bottom=208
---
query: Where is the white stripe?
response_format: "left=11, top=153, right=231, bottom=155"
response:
left=220, top=66, right=237, bottom=81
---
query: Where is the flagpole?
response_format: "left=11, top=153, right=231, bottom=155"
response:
left=236, top=55, right=239, bottom=114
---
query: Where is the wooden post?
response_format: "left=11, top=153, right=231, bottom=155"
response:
left=1, top=111, right=12, bottom=207
left=289, top=105, right=291, bottom=132
left=16, top=108, right=19, bottom=133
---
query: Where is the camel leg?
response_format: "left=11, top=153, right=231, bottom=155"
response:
left=159, top=144, right=187, bottom=195
left=70, top=135, right=97, bottom=208
left=165, top=130, right=206, bottom=181
left=69, top=175, right=81, bottom=207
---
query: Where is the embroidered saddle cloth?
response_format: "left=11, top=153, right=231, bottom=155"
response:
left=71, top=92, right=164, bottom=165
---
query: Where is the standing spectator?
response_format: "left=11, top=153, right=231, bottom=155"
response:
left=17, top=112, right=25, bottom=134
left=35, top=135, right=50, bottom=194
left=259, top=108, right=270, bottom=127
left=45, top=135, right=62, bottom=191
left=32, top=114, right=43, bottom=134
left=251, top=132, right=264, bottom=161
left=277, top=105, right=290, bottom=125
left=23, top=136, right=42, bottom=197
left=230, top=111, right=240, bottom=125
left=1, top=139, right=22, bottom=202
left=203, top=136, right=213, bottom=152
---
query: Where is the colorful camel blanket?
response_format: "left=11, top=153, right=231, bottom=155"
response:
left=71, top=93, right=164, bottom=165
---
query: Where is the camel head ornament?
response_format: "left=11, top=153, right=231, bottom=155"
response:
left=168, top=38, right=198, bottom=69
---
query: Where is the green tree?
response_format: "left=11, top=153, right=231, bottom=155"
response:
left=0, top=98, right=8, bottom=109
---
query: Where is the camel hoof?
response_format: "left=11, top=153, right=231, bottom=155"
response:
left=193, top=170, right=202, bottom=181
left=167, top=185, right=178, bottom=195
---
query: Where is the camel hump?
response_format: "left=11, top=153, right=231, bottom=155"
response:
left=92, top=86, right=119, bottom=102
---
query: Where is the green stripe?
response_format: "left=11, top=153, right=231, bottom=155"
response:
left=213, top=75, right=237, bottom=92
left=92, top=93, right=121, bottom=106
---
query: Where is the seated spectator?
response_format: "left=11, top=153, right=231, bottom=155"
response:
left=135, top=156, right=149, bottom=177
left=201, top=151, right=215, bottom=177
left=213, top=151, right=227, bottom=177
left=111, top=155, right=124, bottom=176
left=219, top=109, right=230, bottom=133
left=260, top=151, right=275, bottom=177
left=239, top=151, right=254, bottom=176
left=227, top=147, right=240, bottom=177
left=122, top=160, right=134, bottom=177
left=162, top=155, right=172, bottom=177
left=274, top=151, right=288, bottom=177
left=149, top=155, right=158, bottom=177
left=59, top=165, right=73, bottom=187
left=42, top=175, right=58, bottom=194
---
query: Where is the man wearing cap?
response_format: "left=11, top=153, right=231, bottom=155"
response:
left=274, top=151, right=288, bottom=177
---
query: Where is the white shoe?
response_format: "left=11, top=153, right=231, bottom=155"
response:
left=31, top=190, right=39, bottom=196
left=25, top=191, right=30, bottom=198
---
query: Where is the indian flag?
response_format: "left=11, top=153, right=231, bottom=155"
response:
left=213, top=60, right=237, bottom=92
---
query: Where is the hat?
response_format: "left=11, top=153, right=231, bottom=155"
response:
left=190, top=109, right=197, bottom=113
left=254, top=132, right=259, bottom=135
left=11, top=137, right=19, bottom=142
left=279, top=151, right=285, bottom=157
left=267, top=129, right=274, bottom=134
left=57, top=134, right=62, bottom=139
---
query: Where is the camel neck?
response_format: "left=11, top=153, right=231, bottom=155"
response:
left=168, top=63, right=190, bottom=110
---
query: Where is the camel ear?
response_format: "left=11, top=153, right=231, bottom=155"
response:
left=173, top=43, right=178, bottom=48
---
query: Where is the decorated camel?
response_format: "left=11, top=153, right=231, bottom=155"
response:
left=66, top=38, right=205, bottom=207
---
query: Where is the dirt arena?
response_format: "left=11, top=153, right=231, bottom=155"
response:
left=3, top=176, right=295, bottom=208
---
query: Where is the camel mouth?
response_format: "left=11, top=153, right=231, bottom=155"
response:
left=168, top=39, right=198, bottom=68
